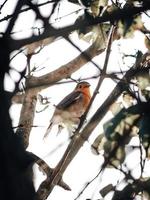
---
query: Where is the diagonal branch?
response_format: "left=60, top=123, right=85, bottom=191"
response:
left=65, top=36, right=102, bottom=71
left=77, top=25, right=115, bottom=131
left=0, top=0, right=8, bottom=12
left=26, top=41, right=104, bottom=90
left=36, top=51, right=146, bottom=199
left=9, top=2, right=150, bottom=51
left=26, top=0, right=49, bottom=27
left=15, top=37, right=104, bottom=163
left=15, top=38, right=105, bottom=199
left=5, top=0, right=27, bottom=36
left=0, top=0, right=54, bottom=23
left=16, top=88, right=38, bottom=149
left=30, top=153, right=71, bottom=191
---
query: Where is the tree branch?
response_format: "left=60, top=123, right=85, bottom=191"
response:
left=77, top=25, right=115, bottom=131
left=16, top=88, right=38, bottom=149
left=0, top=0, right=8, bottom=12
left=0, top=0, right=54, bottom=23
left=9, top=2, right=150, bottom=51
left=5, top=0, right=27, bottom=36
left=26, top=41, right=104, bottom=90
left=11, top=93, right=25, bottom=104
left=36, top=51, right=148, bottom=199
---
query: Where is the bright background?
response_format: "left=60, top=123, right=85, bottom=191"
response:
left=1, top=0, right=150, bottom=199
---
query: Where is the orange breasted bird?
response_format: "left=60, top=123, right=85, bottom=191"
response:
left=43, top=81, right=91, bottom=138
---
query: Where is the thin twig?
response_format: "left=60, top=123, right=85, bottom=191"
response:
left=10, top=48, right=26, bottom=62
left=10, top=2, right=150, bottom=51
left=27, top=0, right=49, bottom=27
left=36, top=50, right=145, bottom=198
left=144, top=11, right=150, bottom=18
left=65, top=36, right=102, bottom=71
left=0, top=0, right=8, bottom=12
left=53, top=8, right=83, bottom=22
left=5, top=0, right=26, bottom=36
left=75, top=117, right=141, bottom=200
left=36, top=105, right=49, bottom=113
left=13, top=125, right=45, bottom=129
left=76, top=25, right=115, bottom=132
left=8, top=8, right=82, bottom=36
left=0, top=0, right=54, bottom=23
left=49, top=0, right=61, bottom=18
left=139, top=137, right=146, bottom=178
left=74, top=169, right=104, bottom=200
left=42, top=25, right=115, bottom=199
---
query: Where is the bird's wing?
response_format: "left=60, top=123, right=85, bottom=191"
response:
left=56, top=91, right=83, bottom=109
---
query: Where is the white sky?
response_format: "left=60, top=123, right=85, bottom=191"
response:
left=1, top=0, right=150, bottom=200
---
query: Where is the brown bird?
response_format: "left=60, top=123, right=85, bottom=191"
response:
left=43, top=81, right=91, bottom=138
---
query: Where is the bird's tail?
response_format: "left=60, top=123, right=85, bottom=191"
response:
left=43, top=121, right=53, bottom=139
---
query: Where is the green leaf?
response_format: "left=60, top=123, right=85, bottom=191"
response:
left=91, top=133, right=105, bottom=155
left=104, top=106, right=141, bottom=141
left=139, top=114, right=150, bottom=139
left=141, top=90, right=150, bottom=101
left=100, top=184, right=114, bottom=197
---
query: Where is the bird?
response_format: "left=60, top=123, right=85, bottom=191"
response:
left=43, top=81, right=91, bottom=139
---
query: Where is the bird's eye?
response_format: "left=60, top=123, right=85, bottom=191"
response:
left=79, top=85, right=82, bottom=88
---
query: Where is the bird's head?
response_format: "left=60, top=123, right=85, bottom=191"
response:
left=75, top=81, right=91, bottom=90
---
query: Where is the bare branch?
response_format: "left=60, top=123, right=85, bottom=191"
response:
left=0, top=0, right=8, bottom=12
left=0, top=0, right=54, bottom=23
left=26, top=41, right=104, bottom=90
left=65, top=36, right=102, bottom=71
left=77, top=25, right=115, bottom=131
left=27, top=0, right=49, bottom=27
left=5, top=0, right=26, bottom=36
left=30, top=153, right=71, bottom=193
left=36, top=51, right=146, bottom=199
left=16, top=88, right=38, bottom=149
left=11, top=93, right=25, bottom=104
left=9, top=2, right=150, bottom=51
